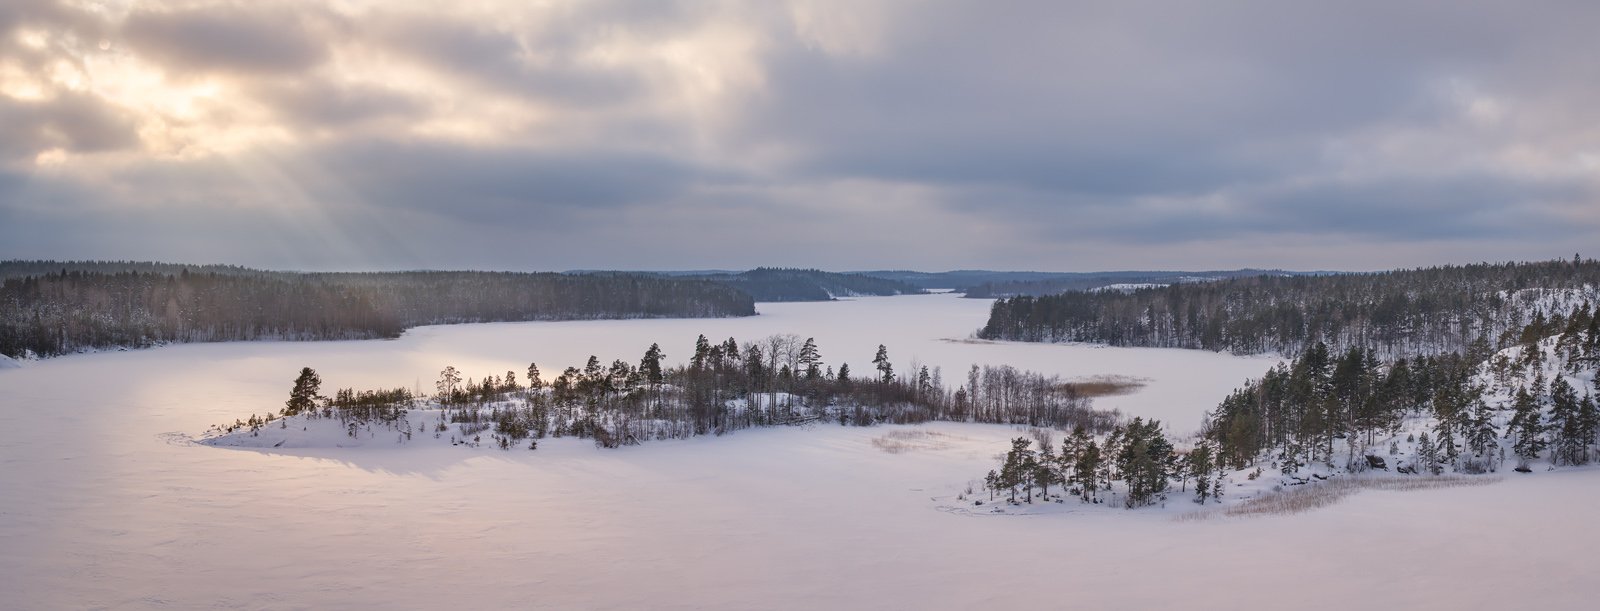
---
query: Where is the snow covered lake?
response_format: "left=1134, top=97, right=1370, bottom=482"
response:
left=2, top=293, right=1596, bottom=609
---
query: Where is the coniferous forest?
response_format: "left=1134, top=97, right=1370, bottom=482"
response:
left=979, top=258, right=1600, bottom=358
left=0, top=265, right=755, bottom=358
left=681, top=267, right=926, bottom=301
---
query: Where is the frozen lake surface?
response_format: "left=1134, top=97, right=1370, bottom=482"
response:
left=2, top=293, right=1595, bottom=609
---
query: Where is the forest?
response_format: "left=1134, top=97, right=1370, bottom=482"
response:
left=0, top=267, right=754, bottom=358
left=216, top=334, right=1122, bottom=450
left=678, top=267, right=926, bottom=301
left=980, top=257, right=1600, bottom=358
left=1206, top=307, right=1600, bottom=476
left=961, top=269, right=1294, bottom=298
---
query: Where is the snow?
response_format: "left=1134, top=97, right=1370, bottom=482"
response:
left=1498, top=286, right=1599, bottom=315
left=1090, top=282, right=1168, bottom=292
left=4, top=293, right=1597, bottom=609
left=0, top=353, right=20, bottom=369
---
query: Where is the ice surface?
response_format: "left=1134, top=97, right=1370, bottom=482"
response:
left=2, top=293, right=1594, bottom=609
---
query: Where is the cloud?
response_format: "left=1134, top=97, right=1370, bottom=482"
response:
left=0, top=93, right=140, bottom=162
left=121, top=4, right=332, bottom=75
left=1, top=0, right=1599, bottom=271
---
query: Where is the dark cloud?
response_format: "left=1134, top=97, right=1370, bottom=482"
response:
left=121, top=4, right=330, bottom=75
left=0, top=93, right=140, bottom=162
left=371, top=14, right=644, bottom=106
left=307, top=140, right=712, bottom=224
left=253, top=80, right=424, bottom=128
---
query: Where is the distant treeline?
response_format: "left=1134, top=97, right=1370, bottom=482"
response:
left=980, top=258, right=1600, bottom=357
left=0, top=259, right=265, bottom=281
left=855, top=269, right=1308, bottom=294
left=681, top=268, right=925, bottom=301
left=0, top=268, right=754, bottom=358
left=961, top=270, right=1299, bottom=298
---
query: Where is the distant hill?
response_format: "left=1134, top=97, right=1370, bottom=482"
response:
left=854, top=269, right=1320, bottom=295
left=0, top=260, right=268, bottom=281
left=680, top=268, right=926, bottom=302
left=0, top=262, right=755, bottom=359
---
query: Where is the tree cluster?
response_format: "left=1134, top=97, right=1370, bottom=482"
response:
left=242, top=335, right=1124, bottom=450
left=983, top=421, right=1225, bottom=509
left=0, top=267, right=755, bottom=358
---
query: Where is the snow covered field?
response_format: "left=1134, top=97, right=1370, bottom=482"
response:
left=3, top=293, right=1596, bottom=609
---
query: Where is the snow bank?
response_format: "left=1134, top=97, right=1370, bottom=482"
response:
left=0, top=354, right=21, bottom=369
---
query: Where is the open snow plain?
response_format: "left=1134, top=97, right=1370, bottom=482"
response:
left=3, top=293, right=1596, bottom=609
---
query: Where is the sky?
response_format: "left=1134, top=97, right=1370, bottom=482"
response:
left=2, top=0, right=1598, bottom=273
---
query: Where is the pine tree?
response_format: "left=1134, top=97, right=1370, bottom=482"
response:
left=1075, top=440, right=1102, bottom=503
left=1034, top=442, right=1057, bottom=500
left=435, top=365, right=461, bottom=405
left=1577, top=393, right=1599, bottom=464
left=526, top=362, right=544, bottom=391
left=1117, top=418, right=1172, bottom=508
left=1189, top=441, right=1216, bottom=504
left=640, top=343, right=665, bottom=385
left=1549, top=378, right=1583, bottom=465
left=691, top=334, right=711, bottom=370
left=798, top=337, right=822, bottom=380
left=999, top=437, right=1035, bottom=502
left=1462, top=396, right=1499, bottom=472
left=1508, top=387, right=1547, bottom=459
left=1059, top=426, right=1089, bottom=494
left=872, top=344, right=894, bottom=384
left=284, top=367, right=321, bottom=417
left=1416, top=430, right=1441, bottom=475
